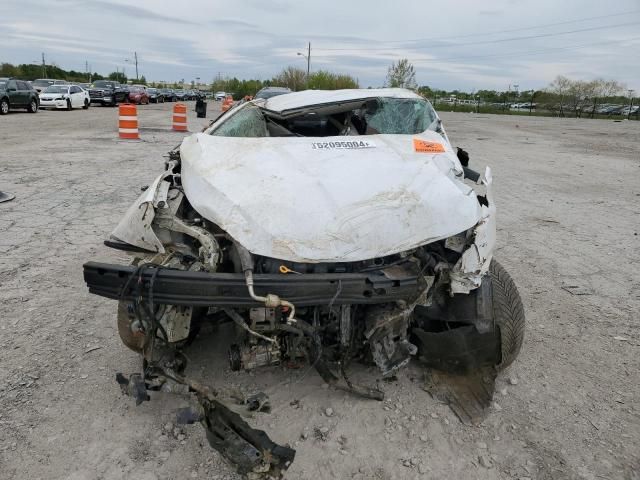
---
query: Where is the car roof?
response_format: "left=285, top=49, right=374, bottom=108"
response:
left=262, top=88, right=422, bottom=115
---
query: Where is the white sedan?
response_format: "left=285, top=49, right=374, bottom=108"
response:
left=39, top=84, right=90, bottom=110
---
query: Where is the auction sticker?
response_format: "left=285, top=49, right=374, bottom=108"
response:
left=413, top=138, right=445, bottom=153
left=311, top=140, right=376, bottom=149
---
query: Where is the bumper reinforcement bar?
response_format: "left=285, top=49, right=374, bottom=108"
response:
left=83, top=261, right=420, bottom=307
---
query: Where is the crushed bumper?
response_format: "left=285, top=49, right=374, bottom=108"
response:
left=83, top=261, right=420, bottom=307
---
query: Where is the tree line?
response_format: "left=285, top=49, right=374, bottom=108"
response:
left=206, top=67, right=359, bottom=98
left=2, top=60, right=633, bottom=114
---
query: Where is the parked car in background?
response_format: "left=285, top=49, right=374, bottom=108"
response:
left=89, top=80, right=129, bottom=106
left=254, top=86, right=292, bottom=99
left=214, top=91, right=226, bottom=101
left=619, top=105, right=639, bottom=116
left=0, top=78, right=40, bottom=114
left=39, top=84, right=90, bottom=110
left=127, top=86, right=149, bottom=104
left=31, top=78, right=68, bottom=94
left=146, top=88, right=164, bottom=103
left=159, top=88, right=176, bottom=101
left=175, top=90, right=188, bottom=101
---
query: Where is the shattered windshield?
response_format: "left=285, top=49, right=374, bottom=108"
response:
left=209, top=96, right=439, bottom=138
left=364, top=98, right=438, bottom=134
left=211, top=105, right=268, bottom=137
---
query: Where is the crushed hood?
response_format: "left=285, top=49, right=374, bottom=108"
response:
left=180, top=132, right=483, bottom=263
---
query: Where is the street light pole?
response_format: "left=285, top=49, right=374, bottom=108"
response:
left=306, top=42, right=311, bottom=81
left=627, top=89, right=634, bottom=120
left=134, top=52, right=139, bottom=80
left=297, top=43, right=311, bottom=87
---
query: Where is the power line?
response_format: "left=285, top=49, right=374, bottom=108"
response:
left=357, top=9, right=640, bottom=45
left=316, top=20, right=640, bottom=51
left=411, top=36, right=640, bottom=64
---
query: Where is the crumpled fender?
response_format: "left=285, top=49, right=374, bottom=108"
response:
left=110, top=170, right=172, bottom=253
left=449, top=167, right=496, bottom=294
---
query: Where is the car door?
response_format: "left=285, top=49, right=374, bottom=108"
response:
left=6, top=80, right=23, bottom=106
left=70, top=86, right=82, bottom=107
left=17, top=81, right=32, bottom=106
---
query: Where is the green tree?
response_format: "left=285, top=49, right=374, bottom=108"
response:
left=272, top=66, right=307, bottom=91
left=385, top=58, right=417, bottom=89
left=308, top=70, right=359, bottom=90
left=108, top=71, right=127, bottom=83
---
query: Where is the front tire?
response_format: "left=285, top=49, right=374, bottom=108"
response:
left=28, top=99, right=38, bottom=113
left=117, top=301, right=146, bottom=353
left=0, top=98, right=9, bottom=115
left=66, top=99, right=72, bottom=111
left=489, top=260, right=526, bottom=369
left=83, top=99, right=89, bottom=109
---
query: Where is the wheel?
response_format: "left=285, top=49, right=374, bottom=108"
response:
left=66, top=99, right=72, bottom=111
left=117, top=301, right=205, bottom=354
left=83, top=99, right=89, bottom=109
left=0, top=98, right=9, bottom=115
left=27, top=98, right=38, bottom=113
left=118, top=301, right=146, bottom=353
left=489, top=260, right=525, bottom=369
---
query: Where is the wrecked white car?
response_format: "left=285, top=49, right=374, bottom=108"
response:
left=84, top=88, right=525, bottom=478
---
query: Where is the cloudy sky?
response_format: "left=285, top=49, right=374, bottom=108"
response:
left=3, top=0, right=640, bottom=92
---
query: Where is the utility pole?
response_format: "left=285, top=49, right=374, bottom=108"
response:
left=297, top=43, right=311, bottom=87
left=306, top=42, right=311, bottom=82
left=134, top=52, right=139, bottom=80
left=41, top=52, right=46, bottom=78
left=627, top=89, right=634, bottom=120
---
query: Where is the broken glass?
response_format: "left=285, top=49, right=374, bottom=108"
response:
left=211, top=105, right=268, bottom=137
left=364, top=98, right=438, bottom=134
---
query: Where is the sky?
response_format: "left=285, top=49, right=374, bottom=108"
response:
left=3, top=0, right=640, bottom=92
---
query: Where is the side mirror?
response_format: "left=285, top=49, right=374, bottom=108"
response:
left=7, top=88, right=16, bottom=92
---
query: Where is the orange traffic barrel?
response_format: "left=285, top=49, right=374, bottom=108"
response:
left=118, top=103, right=139, bottom=139
left=172, top=103, right=188, bottom=131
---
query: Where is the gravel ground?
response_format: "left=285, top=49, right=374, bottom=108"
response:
left=1, top=103, right=638, bottom=480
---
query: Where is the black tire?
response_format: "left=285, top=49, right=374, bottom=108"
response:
left=82, top=99, right=89, bottom=109
left=117, top=301, right=204, bottom=353
left=66, top=99, right=72, bottom=111
left=0, top=98, right=9, bottom=115
left=118, top=301, right=146, bottom=353
left=27, top=98, right=38, bottom=113
left=489, top=260, right=525, bottom=369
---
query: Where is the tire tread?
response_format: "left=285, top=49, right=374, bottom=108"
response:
left=490, top=260, right=526, bottom=369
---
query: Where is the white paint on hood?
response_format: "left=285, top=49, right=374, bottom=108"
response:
left=179, top=131, right=485, bottom=263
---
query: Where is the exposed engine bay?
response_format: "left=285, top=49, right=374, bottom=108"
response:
left=83, top=89, right=525, bottom=479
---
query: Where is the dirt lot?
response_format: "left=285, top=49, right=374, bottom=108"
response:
left=1, top=103, right=638, bottom=480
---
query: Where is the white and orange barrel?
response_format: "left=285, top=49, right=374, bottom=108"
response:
left=118, top=103, right=139, bottom=139
left=172, top=103, right=188, bottom=131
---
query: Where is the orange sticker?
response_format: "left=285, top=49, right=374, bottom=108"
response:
left=413, top=138, right=445, bottom=153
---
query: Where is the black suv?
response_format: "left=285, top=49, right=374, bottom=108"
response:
left=0, top=78, right=40, bottom=114
left=89, top=80, right=129, bottom=106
